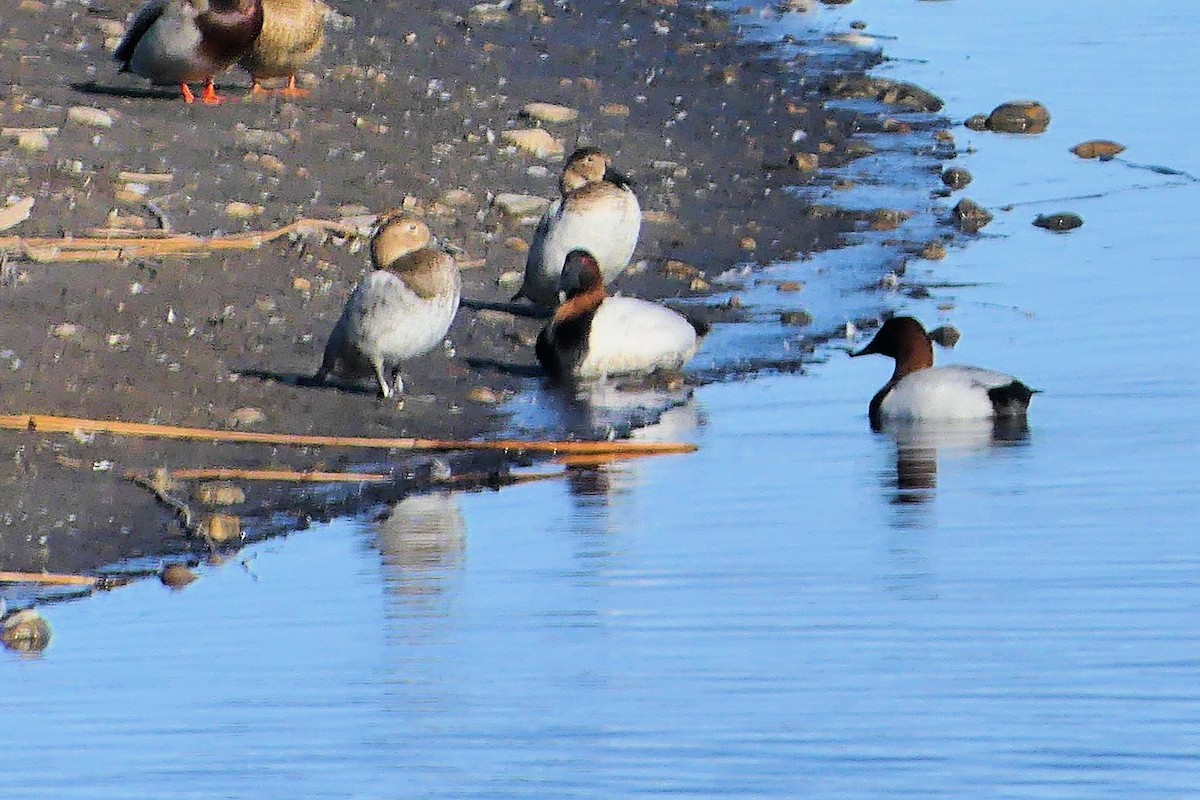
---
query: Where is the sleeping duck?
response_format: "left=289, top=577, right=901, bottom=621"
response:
left=851, top=316, right=1036, bottom=428
left=536, top=249, right=705, bottom=382
left=312, top=212, right=462, bottom=399
left=238, top=0, right=328, bottom=97
left=514, top=147, right=642, bottom=309
left=114, top=0, right=264, bottom=104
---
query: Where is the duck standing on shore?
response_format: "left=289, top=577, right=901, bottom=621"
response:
left=536, top=250, right=705, bottom=381
left=114, top=0, right=264, bottom=104
left=514, top=148, right=642, bottom=308
left=311, top=212, right=462, bottom=399
left=238, top=0, right=328, bottom=97
left=851, top=316, right=1036, bottom=428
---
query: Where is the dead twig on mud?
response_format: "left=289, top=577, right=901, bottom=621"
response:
left=0, top=413, right=698, bottom=456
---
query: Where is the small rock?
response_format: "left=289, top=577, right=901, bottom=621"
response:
left=467, top=1, right=510, bottom=25
left=661, top=260, right=702, bottom=280
left=203, top=514, right=241, bottom=544
left=641, top=210, right=678, bottom=225
left=689, top=277, right=710, bottom=291
left=868, top=209, right=909, bottom=231
left=225, top=201, right=264, bottom=219
left=738, top=236, right=757, bottom=250
left=1071, top=140, right=1125, bottom=160
left=467, top=386, right=501, bottom=404
left=941, top=167, right=972, bottom=191
left=921, top=241, right=947, bottom=261
left=503, top=236, right=529, bottom=252
left=521, top=102, right=579, bottom=124
left=963, top=114, right=989, bottom=132
left=195, top=482, right=246, bottom=506
left=928, top=325, right=961, bottom=348
left=493, top=193, right=550, bottom=218
left=951, top=198, right=993, bottom=233
left=66, top=106, right=114, bottom=128
left=1, top=609, right=51, bottom=653
left=790, top=152, right=819, bottom=172
left=441, top=189, right=474, bottom=207
left=501, top=128, right=565, bottom=159
left=986, top=100, right=1050, bottom=134
left=160, top=564, right=197, bottom=589
left=51, top=322, right=80, bottom=339
left=228, top=407, right=265, bottom=427
left=1033, top=212, right=1083, bottom=232
left=292, top=277, right=312, bottom=292
left=497, top=270, right=523, bottom=287
left=15, top=131, right=49, bottom=152
left=780, top=310, right=813, bottom=326
left=600, top=103, right=631, bottom=117
left=776, top=280, right=804, bottom=293
left=822, top=75, right=943, bottom=112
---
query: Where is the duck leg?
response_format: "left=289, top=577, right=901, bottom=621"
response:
left=179, top=83, right=196, bottom=104
left=198, top=78, right=225, bottom=105
left=372, top=361, right=393, bottom=399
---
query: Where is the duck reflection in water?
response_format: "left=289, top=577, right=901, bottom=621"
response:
left=374, top=492, right=466, bottom=601
left=879, top=416, right=1030, bottom=510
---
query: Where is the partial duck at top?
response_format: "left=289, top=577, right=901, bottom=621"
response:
left=851, top=316, right=1036, bottom=429
left=114, top=0, right=264, bottom=104
left=536, top=249, right=705, bottom=382
left=513, top=147, right=642, bottom=309
left=311, top=211, right=462, bottom=399
left=239, top=0, right=329, bottom=97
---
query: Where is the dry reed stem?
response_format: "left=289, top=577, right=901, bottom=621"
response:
left=0, top=218, right=362, bottom=263
left=163, top=468, right=392, bottom=483
left=0, top=413, right=697, bottom=455
left=0, top=570, right=97, bottom=586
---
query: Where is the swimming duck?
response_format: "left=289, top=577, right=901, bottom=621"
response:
left=513, top=147, right=642, bottom=308
left=312, top=212, right=462, bottom=398
left=851, top=316, right=1036, bottom=427
left=536, top=250, right=705, bottom=381
left=114, top=0, right=264, bottom=104
left=238, top=0, right=328, bottom=97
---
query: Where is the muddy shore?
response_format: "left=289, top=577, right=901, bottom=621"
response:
left=0, top=0, right=928, bottom=579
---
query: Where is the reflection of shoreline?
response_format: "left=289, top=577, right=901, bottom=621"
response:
left=880, top=418, right=1031, bottom=509
left=375, top=493, right=466, bottom=600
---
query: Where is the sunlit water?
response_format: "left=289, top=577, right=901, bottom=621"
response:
left=4, top=2, right=1200, bottom=797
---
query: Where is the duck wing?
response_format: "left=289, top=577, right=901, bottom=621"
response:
left=114, top=0, right=169, bottom=68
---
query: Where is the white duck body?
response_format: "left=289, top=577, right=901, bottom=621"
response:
left=536, top=250, right=703, bottom=381
left=314, top=214, right=461, bottom=398
left=521, top=183, right=641, bottom=308
left=572, top=296, right=699, bottom=380
left=876, top=365, right=1027, bottom=421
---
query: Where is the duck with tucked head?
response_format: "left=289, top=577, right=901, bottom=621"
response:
left=514, top=147, right=642, bottom=309
left=851, top=316, right=1036, bottom=429
left=238, top=0, right=328, bottom=97
left=311, top=212, right=462, bottom=399
left=114, top=0, right=264, bottom=104
left=536, top=250, right=706, bottom=381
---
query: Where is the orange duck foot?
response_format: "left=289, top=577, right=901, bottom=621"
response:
left=199, top=78, right=226, bottom=105
left=179, top=83, right=195, bottom=103
left=275, top=75, right=311, bottom=98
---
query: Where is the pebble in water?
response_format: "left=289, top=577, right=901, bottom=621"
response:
left=1033, top=212, right=1083, bottom=232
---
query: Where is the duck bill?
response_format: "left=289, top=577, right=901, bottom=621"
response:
left=603, top=167, right=634, bottom=189
left=850, top=340, right=878, bottom=358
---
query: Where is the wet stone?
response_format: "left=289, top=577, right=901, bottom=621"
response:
left=160, top=564, right=198, bottom=589
left=196, top=482, right=246, bottom=506
left=941, top=167, right=972, bottom=191
left=520, top=102, right=579, bottom=124
left=1071, top=140, right=1125, bottom=160
left=493, top=193, right=550, bottom=218
left=1, top=609, right=51, bottom=653
left=921, top=241, right=947, bottom=260
left=952, top=198, right=993, bottom=233
left=780, top=310, right=813, bottom=326
left=227, top=407, right=265, bottom=427
left=790, top=152, right=819, bottom=172
left=66, top=106, right=113, bottom=128
left=986, top=101, right=1050, bottom=134
left=1033, top=212, right=1083, bottom=232
left=928, top=324, right=961, bottom=348
left=964, top=114, right=989, bottom=132
left=501, top=128, right=565, bottom=159
left=822, top=75, right=944, bottom=112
